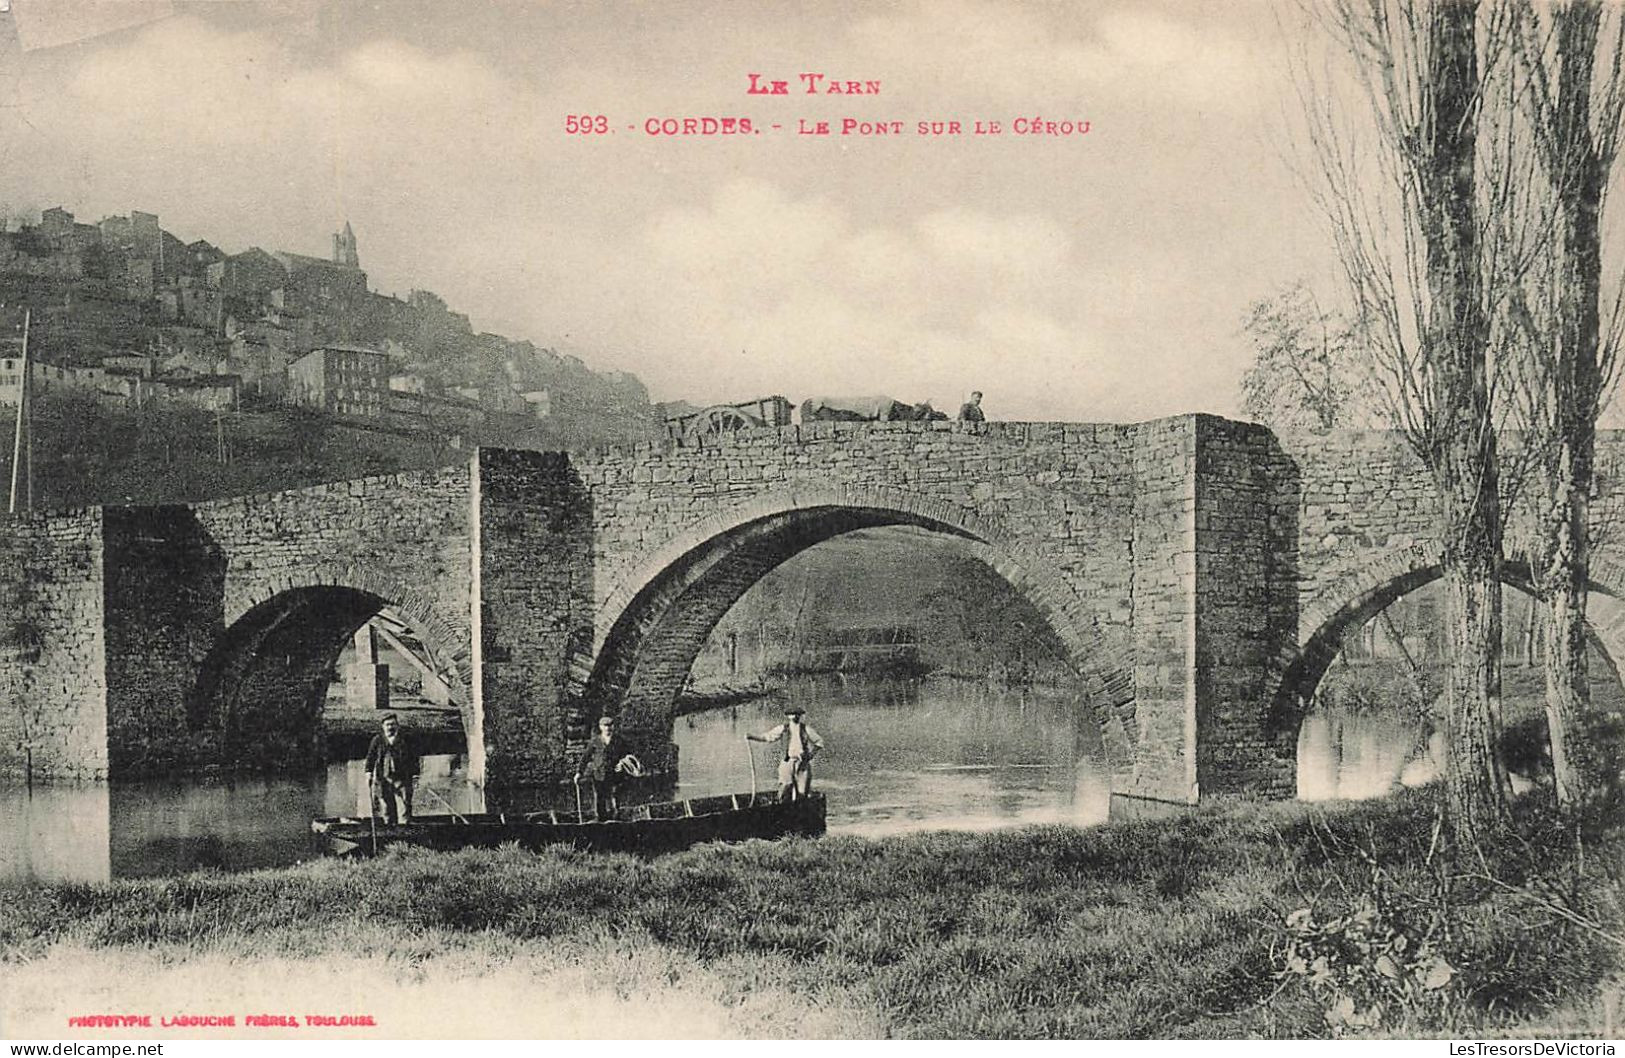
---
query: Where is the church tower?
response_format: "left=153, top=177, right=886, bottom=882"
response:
left=332, top=221, right=359, bottom=267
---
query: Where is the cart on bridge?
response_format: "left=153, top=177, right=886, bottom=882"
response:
left=663, top=395, right=793, bottom=442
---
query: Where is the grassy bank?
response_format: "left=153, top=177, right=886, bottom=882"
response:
left=2, top=789, right=1621, bottom=1039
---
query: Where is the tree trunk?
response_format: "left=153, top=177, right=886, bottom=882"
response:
left=1441, top=534, right=1513, bottom=838
left=1542, top=535, right=1591, bottom=805
left=1538, top=0, right=1606, bottom=810
left=1423, top=0, right=1512, bottom=846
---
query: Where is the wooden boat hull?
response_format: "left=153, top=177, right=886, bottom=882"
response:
left=312, top=791, right=825, bottom=858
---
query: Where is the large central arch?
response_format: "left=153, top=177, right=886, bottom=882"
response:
left=582, top=486, right=1136, bottom=773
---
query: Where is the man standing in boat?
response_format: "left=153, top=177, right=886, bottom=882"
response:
left=365, top=712, right=418, bottom=825
left=575, top=715, right=638, bottom=819
left=746, top=707, right=826, bottom=801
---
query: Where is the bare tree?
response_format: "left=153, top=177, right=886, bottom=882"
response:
left=1240, top=282, right=1379, bottom=431
left=1502, top=0, right=1625, bottom=808
left=1294, top=0, right=1551, bottom=844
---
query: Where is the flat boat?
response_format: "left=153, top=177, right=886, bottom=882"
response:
left=311, top=791, right=825, bottom=857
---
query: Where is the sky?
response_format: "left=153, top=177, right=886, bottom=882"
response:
left=0, top=0, right=1339, bottom=422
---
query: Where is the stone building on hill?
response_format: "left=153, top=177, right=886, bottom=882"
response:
left=287, top=344, right=389, bottom=419
left=213, top=247, right=286, bottom=304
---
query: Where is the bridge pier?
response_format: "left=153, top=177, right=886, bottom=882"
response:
left=468, top=449, right=596, bottom=789
left=1106, top=415, right=1299, bottom=809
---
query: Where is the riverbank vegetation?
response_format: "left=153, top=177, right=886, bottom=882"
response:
left=2, top=788, right=1618, bottom=1039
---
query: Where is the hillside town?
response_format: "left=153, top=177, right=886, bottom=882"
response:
left=0, top=206, right=656, bottom=446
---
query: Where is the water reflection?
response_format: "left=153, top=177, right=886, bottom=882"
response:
left=674, top=675, right=1113, bottom=838
left=0, top=754, right=478, bottom=884
left=1296, top=704, right=1539, bottom=800
left=1, top=675, right=1463, bottom=883
left=1296, top=708, right=1441, bottom=801
left=4, top=782, right=112, bottom=885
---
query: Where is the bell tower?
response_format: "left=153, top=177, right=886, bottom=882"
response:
left=332, top=221, right=359, bottom=267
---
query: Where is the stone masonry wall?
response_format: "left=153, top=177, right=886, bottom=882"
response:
left=559, top=416, right=1328, bottom=804
left=190, top=463, right=474, bottom=641
left=0, top=510, right=107, bottom=779
left=103, top=506, right=226, bottom=774
left=575, top=421, right=1139, bottom=647
left=1192, top=417, right=1297, bottom=797
left=1278, top=431, right=1436, bottom=640
left=1284, top=432, right=1625, bottom=627
left=474, top=449, right=594, bottom=787
left=1264, top=430, right=1625, bottom=726
left=39, top=417, right=1625, bottom=800
left=1125, top=416, right=1196, bottom=803
left=99, top=464, right=474, bottom=777
left=572, top=421, right=1144, bottom=764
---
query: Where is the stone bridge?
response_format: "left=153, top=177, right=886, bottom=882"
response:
left=5, top=415, right=1625, bottom=809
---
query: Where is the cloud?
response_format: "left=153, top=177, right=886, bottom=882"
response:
left=847, top=0, right=1264, bottom=113
left=645, top=180, right=851, bottom=289
left=535, top=177, right=1117, bottom=417
left=1, top=15, right=587, bottom=296
left=6, top=17, right=541, bottom=245
left=917, top=209, right=1071, bottom=280
left=11, top=0, right=173, bottom=52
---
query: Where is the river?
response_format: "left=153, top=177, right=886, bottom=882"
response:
left=0, top=674, right=1443, bottom=883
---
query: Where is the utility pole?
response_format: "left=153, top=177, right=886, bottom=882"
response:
left=8, top=308, right=29, bottom=515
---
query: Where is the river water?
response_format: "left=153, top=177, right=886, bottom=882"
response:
left=0, top=675, right=1442, bottom=883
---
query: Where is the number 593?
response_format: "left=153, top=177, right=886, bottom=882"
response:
left=565, top=115, right=609, bottom=134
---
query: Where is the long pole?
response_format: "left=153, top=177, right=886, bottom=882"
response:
left=25, top=353, right=32, bottom=511
left=8, top=308, right=28, bottom=515
left=419, top=783, right=466, bottom=824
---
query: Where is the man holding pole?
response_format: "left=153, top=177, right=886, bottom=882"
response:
left=746, top=707, right=825, bottom=801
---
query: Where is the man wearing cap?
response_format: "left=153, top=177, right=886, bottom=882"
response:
left=365, top=712, right=418, bottom=825
left=574, top=715, right=638, bottom=819
left=746, top=707, right=826, bottom=801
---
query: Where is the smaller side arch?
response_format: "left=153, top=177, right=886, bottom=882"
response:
left=195, top=566, right=478, bottom=774
left=1275, top=542, right=1625, bottom=751
left=189, top=586, right=384, bottom=770
left=1296, top=541, right=1445, bottom=659
left=224, top=565, right=474, bottom=712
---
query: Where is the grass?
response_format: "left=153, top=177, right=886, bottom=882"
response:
left=1, top=788, right=1621, bottom=1039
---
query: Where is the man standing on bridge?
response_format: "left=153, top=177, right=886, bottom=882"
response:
left=957, top=391, right=986, bottom=423
left=746, top=706, right=826, bottom=801
left=365, top=712, right=418, bottom=825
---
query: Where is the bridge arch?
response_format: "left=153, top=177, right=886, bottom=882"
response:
left=1275, top=541, right=1625, bottom=744
left=584, top=485, right=1135, bottom=770
left=191, top=567, right=476, bottom=774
